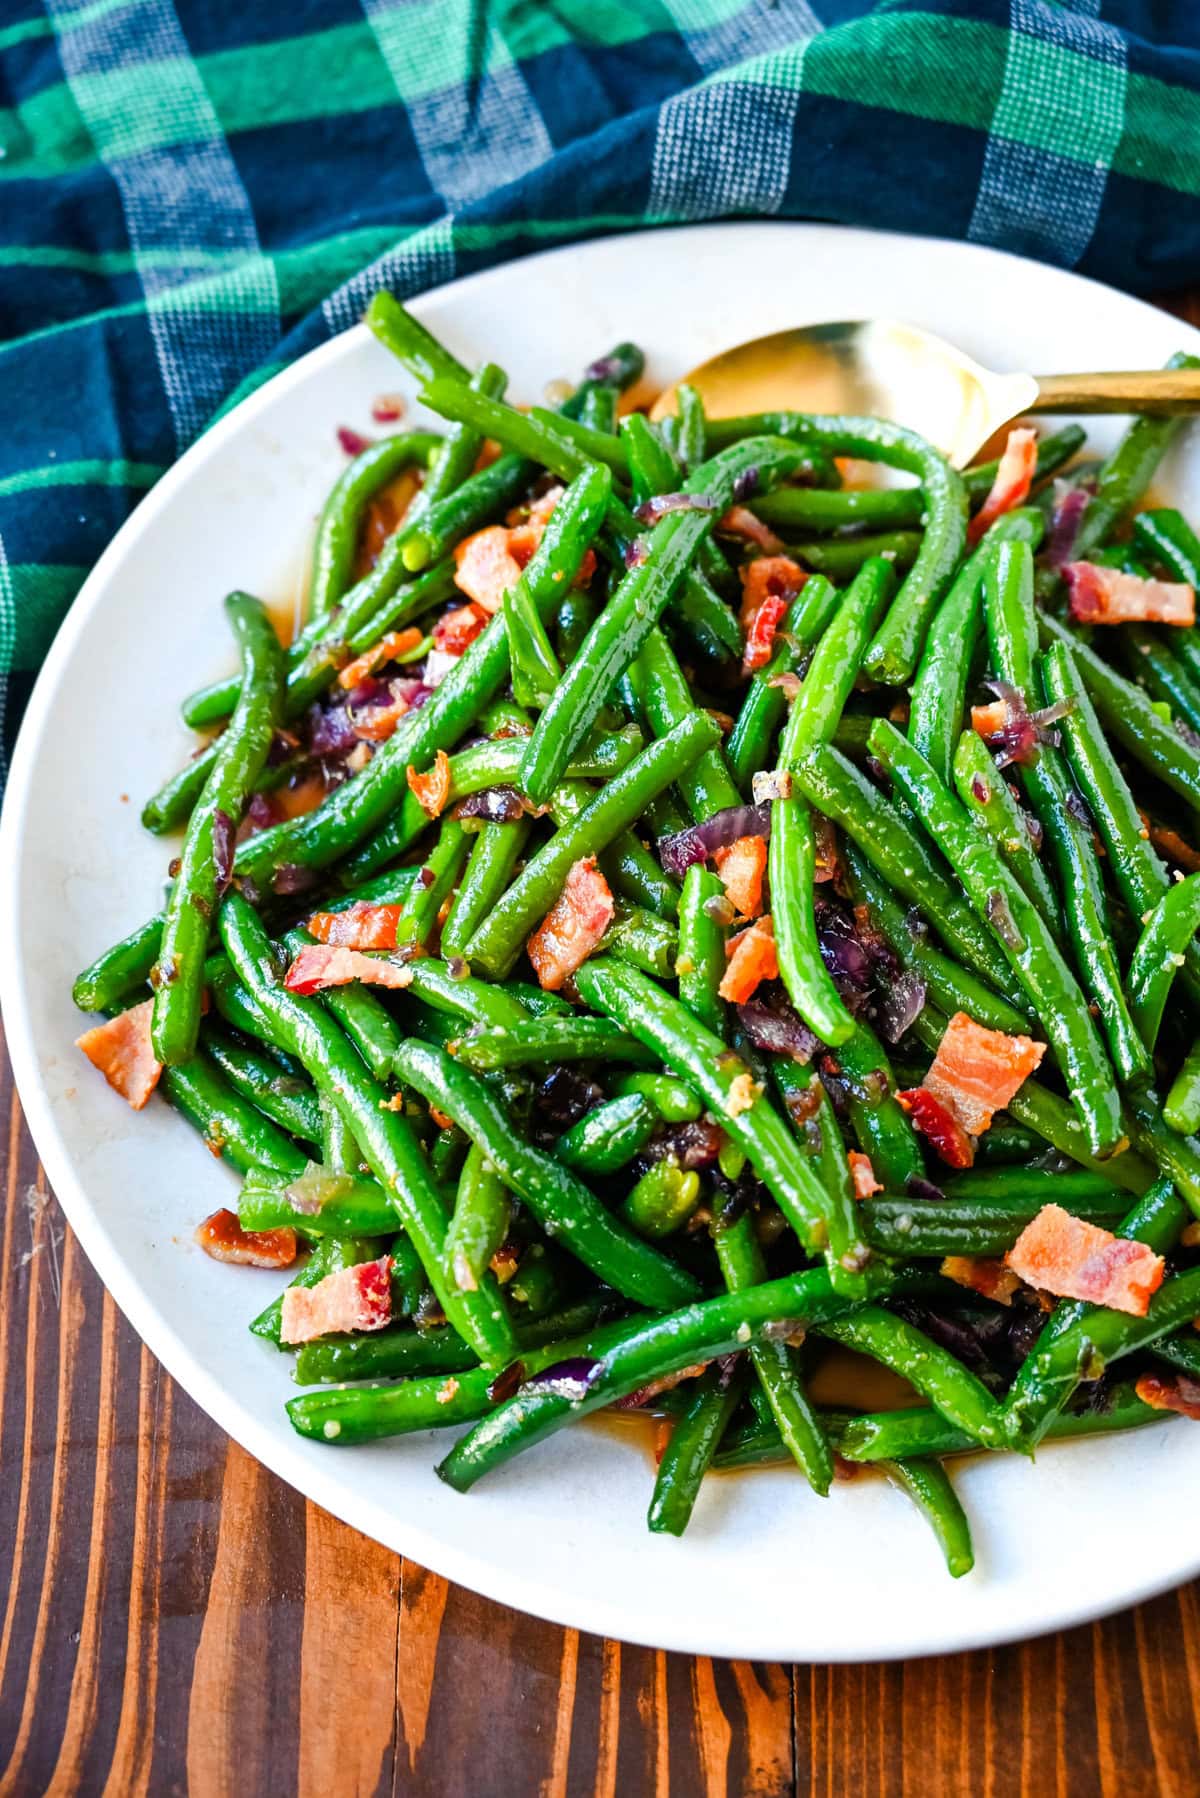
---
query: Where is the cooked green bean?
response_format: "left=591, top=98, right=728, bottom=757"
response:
left=648, top=1362, right=748, bottom=1536
left=676, top=864, right=727, bottom=1036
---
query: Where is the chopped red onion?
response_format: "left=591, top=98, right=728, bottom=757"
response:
left=455, top=784, right=526, bottom=823
left=308, top=701, right=358, bottom=758
left=624, top=537, right=650, bottom=569
left=736, top=994, right=821, bottom=1063
left=977, top=679, right=1070, bottom=769
left=904, top=907, right=928, bottom=942
left=337, top=425, right=373, bottom=456
left=731, top=465, right=760, bottom=504
left=1023, top=810, right=1044, bottom=851
left=525, top=1356, right=603, bottom=1402
left=905, top=1175, right=946, bottom=1203
left=273, top=863, right=317, bottom=896
left=584, top=353, right=625, bottom=383
left=878, top=970, right=926, bottom=1044
left=658, top=803, right=771, bottom=879
left=1045, top=483, right=1091, bottom=570
left=245, top=792, right=274, bottom=833
left=986, top=888, right=1023, bottom=950
left=212, top=808, right=235, bottom=897
left=817, top=923, right=872, bottom=991
left=486, top=1360, right=526, bottom=1404
left=642, top=1120, right=724, bottom=1170
left=1064, top=786, right=1093, bottom=828
left=1178, top=718, right=1200, bottom=752
left=633, top=492, right=718, bottom=525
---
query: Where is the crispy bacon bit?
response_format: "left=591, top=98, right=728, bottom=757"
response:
left=940, top=1255, right=1020, bottom=1305
left=723, top=1070, right=762, bottom=1119
left=713, top=834, right=767, bottom=920
left=433, top=601, right=489, bottom=656
left=718, top=915, right=778, bottom=1004
left=967, top=427, right=1038, bottom=545
left=351, top=696, right=411, bottom=742
left=1134, top=1370, right=1200, bottom=1420
left=1006, top=1206, right=1165, bottom=1317
left=922, top=1012, right=1046, bottom=1137
left=337, top=627, right=424, bottom=691
left=280, top=1256, right=393, bottom=1345
left=971, top=699, right=1009, bottom=739
left=371, top=393, right=406, bottom=423
left=453, top=524, right=524, bottom=613
left=407, top=748, right=452, bottom=818
left=305, top=901, right=404, bottom=950
left=1147, top=819, right=1200, bottom=872
left=614, top=1363, right=709, bottom=1410
left=194, top=1207, right=298, bottom=1269
left=897, top=1087, right=975, bottom=1169
left=738, top=555, right=806, bottom=675
left=848, top=1151, right=882, bottom=1199
left=1064, top=561, right=1195, bottom=628
left=284, top=945, right=414, bottom=995
left=76, top=999, right=162, bottom=1110
left=527, top=857, right=614, bottom=991
left=720, top=505, right=784, bottom=553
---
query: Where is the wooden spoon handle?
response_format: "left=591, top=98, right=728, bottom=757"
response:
left=1032, top=368, right=1200, bottom=413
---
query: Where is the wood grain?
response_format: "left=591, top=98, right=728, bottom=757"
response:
left=8, top=280, right=1200, bottom=1793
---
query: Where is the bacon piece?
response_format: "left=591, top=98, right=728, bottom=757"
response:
left=195, top=1207, right=298, bottom=1269
left=940, top=1255, right=1020, bottom=1305
left=352, top=696, right=411, bottom=742
left=848, top=1151, right=882, bottom=1200
left=897, top=1087, right=975, bottom=1169
left=433, top=601, right=489, bottom=656
left=720, top=505, right=784, bottom=553
left=337, top=627, right=424, bottom=692
left=1006, top=1205, right=1165, bottom=1317
left=527, top=857, right=614, bottom=991
left=713, top=834, right=767, bottom=920
left=453, top=524, right=525, bottom=612
left=284, top=945, right=414, bottom=995
left=967, top=427, right=1038, bottom=545
left=718, top=915, right=778, bottom=1004
left=280, top=1256, right=393, bottom=1346
left=1134, top=1370, right=1200, bottom=1421
left=922, top=1012, right=1046, bottom=1137
left=407, top=748, right=452, bottom=817
left=1064, top=561, right=1194, bottom=627
left=970, top=698, right=1010, bottom=739
left=76, top=999, right=162, bottom=1110
left=305, top=901, right=404, bottom=950
left=738, top=555, right=807, bottom=675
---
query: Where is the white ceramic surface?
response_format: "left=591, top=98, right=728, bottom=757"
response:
left=3, top=224, right=1198, bottom=1663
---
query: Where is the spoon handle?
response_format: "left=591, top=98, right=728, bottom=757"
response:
left=1032, top=368, right=1200, bottom=414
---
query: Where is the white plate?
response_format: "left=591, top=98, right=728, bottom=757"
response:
left=3, top=223, right=1199, bottom=1663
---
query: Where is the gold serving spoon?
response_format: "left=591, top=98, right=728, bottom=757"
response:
left=648, top=320, right=1200, bottom=468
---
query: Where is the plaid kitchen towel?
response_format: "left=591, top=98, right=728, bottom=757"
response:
left=2, top=0, right=1200, bottom=772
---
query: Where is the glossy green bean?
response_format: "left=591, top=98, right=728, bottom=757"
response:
left=440, top=819, right=532, bottom=959
left=861, top=1187, right=1127, bottom=1256
left=203, top=1031, right=321, bottom=1143
left=828, top=1018, right=924, bottom=1193
left=817, top=1307, right=1003, bottom=1447
left=676, top=865, right=726, bottom=1035
left=238, top=1165, right=396, bottom=1237
left=1127, top=873, right=1200, bottom=1049
left=450, top=1015, right=656, bottom=1070
left=600, top=905, right=679, bottom=978
left=647, top=1363, right=747, bottom=1536
left=630, top=627, right=741, bottom=821
left=309, top=432, right=443, bottom=620
left=609, top=1072, right=702, bottom=1123
left=555, top=1094, right=657, bottom=1174
left=161, top=1049, right=308, bottom=1178
left=1165, top=1036, right=1200, bottom=1135
left=726, top=574, right=840, bottom=794
left=952, top=729, right=1060, bottom=924
left=880, top=1459, right=974, bottom=1579
left=444, top=1139, right=511, bottom=1294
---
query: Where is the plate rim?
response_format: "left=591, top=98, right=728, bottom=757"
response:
left=4, top=218, right=1200, bottom=1662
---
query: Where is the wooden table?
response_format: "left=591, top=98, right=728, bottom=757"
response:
left=8, top=290, right=1200, bottom=1795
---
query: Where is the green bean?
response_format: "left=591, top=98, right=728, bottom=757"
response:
left=435, top=1264, right=899, bottom=1490
left=861, top=1187, right=1127, bottom=1257
left=220, top=892, right=515, bottom=1366
left=1002, top=1177, right=1196, bottom=1451
left=842, top=842, right=1033, bottom=1037
left=440, top=819, right=532, bottom=959
left=577, top=384, right=618, bottom=434
left=1165, top=1037, right=1200, bottom=1135
left=555, top=1094, right=657, bottom=1175
left=160, top=1049, right=307, bottom=1178
left=983, top=538, right=1150, bottom=1087
left=292, top=1294, right=611, bottom=1387
left=444, top=1139, right=511, bottom=1294
left=754, top=486, right=926, bottom=532
left=467, top=711, right=719, bottom=978
left=880, top=1459, right=974, bottom=1579
left=1153, top=1333, right=1200, bottom=1381
left=203, top=1031, right=321, bottom=1143
left=518, top=437, right=805, bottom=805
left=952, top=729, right=1059, bottom=925
left=556, top=586, right=598, bottom=662
left=600, top=906, right=679, bottom=978
left=869, top=720, right=1123, bottom=1159
left=280, top=929, right=406, bottom=1082
left=404, top=959, right=527, bottom=1030
left=392, top=1040, right=699, bottom=1308
left=773, top=557, right=895, bottom=1043
left=713, top=1211, right=834, bottom=1496
left=817, top=1307, right=1003, bottom=1447
left=1038, top=613, right=1200, bottom=824
left=784, top=530, right=922, bottom=580
left=792, top=745, right=1017, bottom=998
left=1070, top=356, right=1200, bottom=559
left=561, top=343, right=645, bottom=421
left=151, top=594, right=284, bottom=1064
left=229, top=464, right=613, bottom=895
left=574, top=958, right=871, bottom=1295
left=1119, top=625, right=1200, bottom=735
left=620, top=1161, right=701, bottom=1238
left=676, top=865, right=727, bottom=1036
left=601, top=832, right=681, bottom=920
left=672, top=382, right=707, bottom=471
left=1124, top=1090, right=1200, bottom=1220
left=1127, top=873, right=1200, bottom=1049
left=238, top=1165, right=396, bottom=1237
left=1132, top=506, right=1200, bottom=583
left=973, top=1119, right=1041, bottom=1164
left=397, top=815, right=472, bottom=952
left=251, top=1237, right=379, bottom=1347
left=609, top=1072, right=702, bottom=1123
left=942, top=1166, right=1124, bottom=1207
left=726, top=571, right=843, bottom=793
left=620, top=411, right=680, bottom=504
left=648, top=1363, right=748, bottom=1536
left=1003, top=1080, right=1152, bottom=1195
left=450, top=1015, right=656, bottom=1071
left=309, top=431, right=443, bottom=621
left=827, top=1018, right=924, bottom=1193
left=504, top=569, right=562, bottom=709
left=630, top=627, right=741, bottom=821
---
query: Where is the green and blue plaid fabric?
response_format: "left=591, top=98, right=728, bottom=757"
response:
left=2, top=0, right=1200, bottom=769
